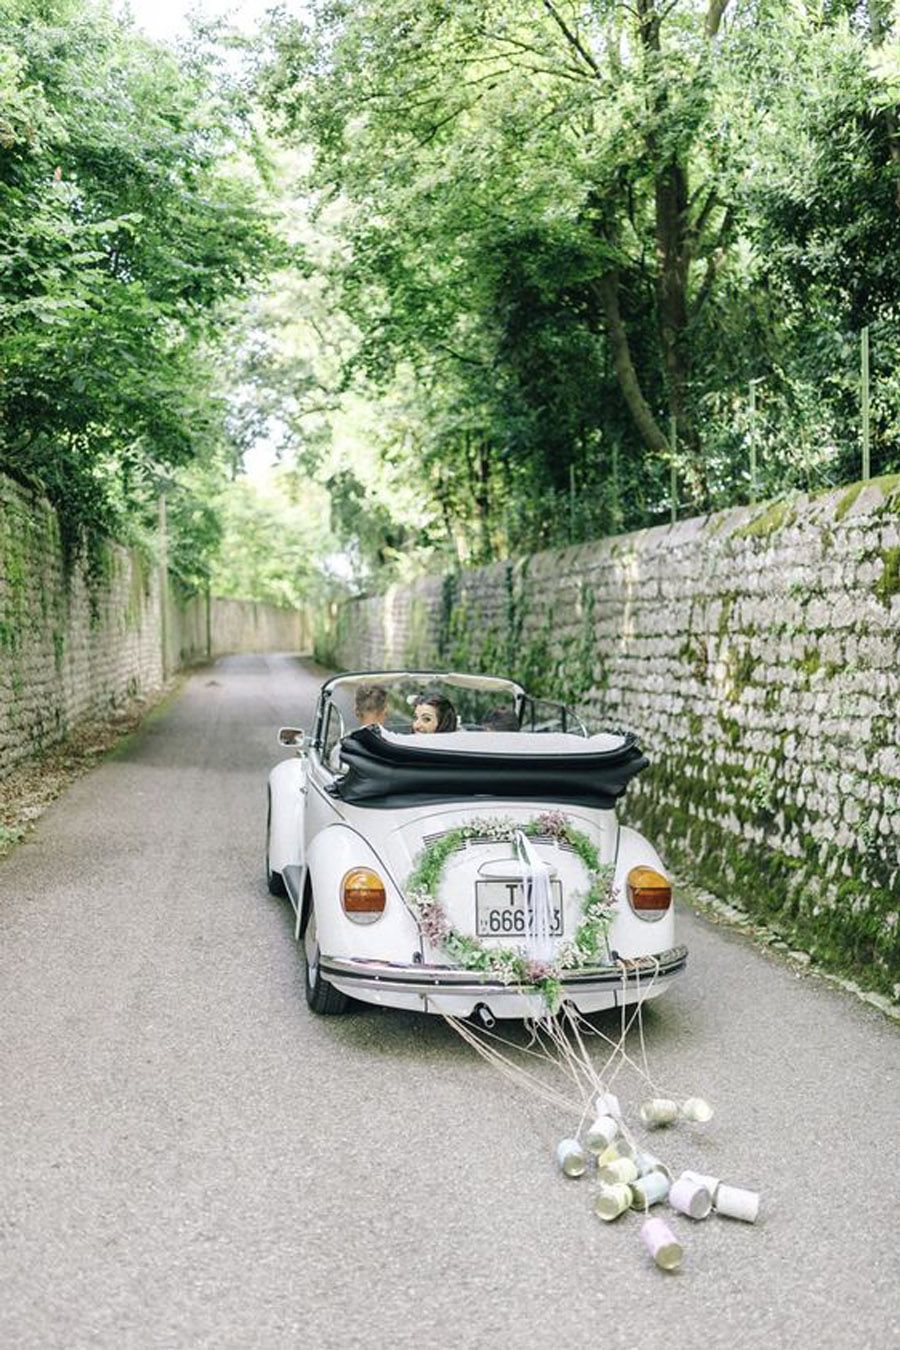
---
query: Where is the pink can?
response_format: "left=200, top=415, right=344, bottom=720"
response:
left=641, top=1217, right=683, bottom=1271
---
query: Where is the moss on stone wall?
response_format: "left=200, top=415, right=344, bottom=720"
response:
left=834, top=483, right=865, bottom=522
left=734, top=497, right=797, bottom=538
left=628, top=754, right=898, bottom=999
left=874, top=548, right=900, bottom=605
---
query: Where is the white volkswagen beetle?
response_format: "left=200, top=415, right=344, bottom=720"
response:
left=266, top=671, right=687, bottom=1019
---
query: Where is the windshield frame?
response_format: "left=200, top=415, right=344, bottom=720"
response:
left=312, top=669, right=589, bottom=753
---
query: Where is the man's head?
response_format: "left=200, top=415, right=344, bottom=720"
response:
left=354, top=684, right=388, bottom=726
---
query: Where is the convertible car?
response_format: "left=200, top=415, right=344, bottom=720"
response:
left=266, top=671, right=687, bottom=1018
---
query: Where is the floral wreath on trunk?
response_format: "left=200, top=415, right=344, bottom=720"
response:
left=405, top=811, right=617, bottom=1011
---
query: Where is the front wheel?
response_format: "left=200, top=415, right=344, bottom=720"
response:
left=303, top=904, right=349, bottom=1015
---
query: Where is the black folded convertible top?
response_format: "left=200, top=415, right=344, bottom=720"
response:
left=330, top=727, right=648, bottom=809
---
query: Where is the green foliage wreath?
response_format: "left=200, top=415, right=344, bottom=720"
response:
left=405, top=811, right=617, bottom=1011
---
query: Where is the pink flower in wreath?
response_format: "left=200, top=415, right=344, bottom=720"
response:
left=523, top=959, right=556, bottom=983
left=535, top=811, right=568, bottom=839
left=419, top=901, right=450, bottom=944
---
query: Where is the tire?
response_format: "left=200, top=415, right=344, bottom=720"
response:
left=302, top=902, right=350, bottom=1015
left=265, top=789, right=287, bottom=897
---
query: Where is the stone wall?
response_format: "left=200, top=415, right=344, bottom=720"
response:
left=0, top=474, right=312, bottom=780
left=205, top=596, right=313, bottom=657
left=326, top=477, right=900, bottom=996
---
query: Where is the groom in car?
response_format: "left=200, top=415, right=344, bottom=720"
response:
left=354, top=684, right=388, bottom=730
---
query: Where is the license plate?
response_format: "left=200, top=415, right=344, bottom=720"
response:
left=475, top=879, right=564, bottom=938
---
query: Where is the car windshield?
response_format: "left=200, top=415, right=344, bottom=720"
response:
left=317, top=672, right=588, bottom=760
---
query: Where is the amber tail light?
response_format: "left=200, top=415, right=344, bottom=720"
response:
left=626, top=867, right=672, bottom=922
left=341, top=868, right=387, bottom=924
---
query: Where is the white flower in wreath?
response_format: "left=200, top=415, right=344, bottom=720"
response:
left=555, top=940, right=580, bottom=969
left=490, top=953, right=522, bottom=986
left=468, top=815, right=516, bottom=842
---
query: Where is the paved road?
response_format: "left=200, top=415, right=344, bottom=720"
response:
left=1, top=654, right=897, bottom=1350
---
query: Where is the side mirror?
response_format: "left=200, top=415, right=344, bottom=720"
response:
left=278, top=726, right=305, bottom=750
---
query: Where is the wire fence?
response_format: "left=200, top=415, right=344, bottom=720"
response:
left=665, top=323, right=894, bottom=526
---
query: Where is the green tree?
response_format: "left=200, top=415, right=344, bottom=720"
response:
left=209, top=471, right=339, bottom=608
left=258, top=0, right=898, bottom=576
left=0, top=0, right=283, bottom=575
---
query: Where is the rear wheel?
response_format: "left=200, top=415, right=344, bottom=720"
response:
left=265, top=788, right=287, bottom=897
left=302, top=904, right=350, bottom=1015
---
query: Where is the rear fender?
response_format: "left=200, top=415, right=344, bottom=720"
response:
left=267, top=756, right=307, bottom=877
left=306, top=826, right=422, bottom=963
left=608, top=825, right=676, bottom=957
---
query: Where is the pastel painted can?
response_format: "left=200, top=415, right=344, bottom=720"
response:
left=594, top=1091, right=621, bottom=1120
left=631, top=1170, right=671, bottom=1210
left=634, top=1150, right=673, bottom=1181
left=714, top=1184, right=760, bottom=1223
left=598, top=1157, right=639, bottom=1186
left=681, top=1097, right=714, bottom=1123
left=669, top=1176, right=712, bottom=1220
left=556, top=1138, right=588, bottom=1178
left=639, top=1098, right=679, bottom=1127
left=641, top=1217, right=684, bottom=1271
left=594, top=1183, right=633, bottom=1221
left=681, top=1169, right=721, bottom=1202
left=585, top=1115, right=618, bottom=1153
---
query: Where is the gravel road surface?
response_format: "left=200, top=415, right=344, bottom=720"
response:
left=1, top=654, right=897, bottom=1350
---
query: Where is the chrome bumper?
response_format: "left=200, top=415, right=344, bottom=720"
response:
left=319, top=945, right=688, bottom=999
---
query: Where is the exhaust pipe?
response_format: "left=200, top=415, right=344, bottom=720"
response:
left=474, top=1003, right=496, bottom=1030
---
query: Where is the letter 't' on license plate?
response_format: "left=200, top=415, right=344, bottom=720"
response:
left=475, top=879, right=564, bottom=938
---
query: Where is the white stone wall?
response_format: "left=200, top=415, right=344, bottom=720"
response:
left=329, top=477, right=900, bottom=993
left=0, top=474, right=313, bottom=779
left=207, top=597, right=312, bottom=657
left=0, top=475, right=165, bottom=777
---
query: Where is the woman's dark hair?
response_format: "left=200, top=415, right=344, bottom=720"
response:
left=416, top=692, right=458, bottom=733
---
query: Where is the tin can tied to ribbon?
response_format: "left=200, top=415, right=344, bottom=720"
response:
left=680, top=1097, right=714, bottom=1123
left=596, top=1142, right=633, bottom=1169
left=594, top=1091, right=622, bottom=1120
left=639, top=1098, right=679, bottom=1127
left=715, top=1184, right=760, bottom=1223
left=585, top=1115, right=618, bottom=1154
left=634, top=1149, right=672, bottom=1181
left=668, top=1175, right=712, bottom=1220
left=641, top=1217, right=684, bottom=1271
left=555, top=1138, right=588, bottom=1178
left=594, top=1183, right=633, bottom=1222
left=598, top=1156, right=639, bottom=1187
left=631, top=1169, right=671, bottom=1210
left=681, top=1170, right=721, bottom=1204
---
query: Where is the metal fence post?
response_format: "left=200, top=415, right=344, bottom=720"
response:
left=569, top=462, right=576, bottom=542
left=158, top=492, right=168, bottom=679
left=748, top=379, right=765, bottom=504
left=610, top=440, right=621, bottom=532
left=669, top=415, right=677, bottom=524
left=861, top=325, right=871, bottom=482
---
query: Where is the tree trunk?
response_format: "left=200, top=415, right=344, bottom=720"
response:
left=637, top=0, right=695, bottom=452
left=655, top=159, right=693, bottom=445
left=593, top=273, right=670, bottom=454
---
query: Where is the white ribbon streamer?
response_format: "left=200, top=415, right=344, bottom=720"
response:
left=514, top=830, right=556, bottom=962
